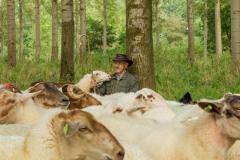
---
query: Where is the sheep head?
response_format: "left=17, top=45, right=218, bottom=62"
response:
left=91, top=71, right=111, bottom=86
left=52, top=109, right=125, bottom=160
left=27, top=82, right=70, bottom=108
left=198, top=93, right=240, bottom=140
left=62, top=84, right=102, bottom=109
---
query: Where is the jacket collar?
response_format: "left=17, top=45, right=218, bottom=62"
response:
left=112, top=71, right=128, bottom=80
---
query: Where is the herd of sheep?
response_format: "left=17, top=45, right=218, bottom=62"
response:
left=0, top=70, right=240, bottom=160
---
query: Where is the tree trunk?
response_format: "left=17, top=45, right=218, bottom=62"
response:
left=215, top=0, right=222, bottom=56
left=231, top=0, right=240, bottom=73
left=7, top=0, right=16, bottom=67
left=19, top=0, right=24, bottom=61
left=79, top=0, right=87, bottom=63
left=75, top=0, right=79, bottom=57
left=35, top=0, right=41, bottom=60
left=204, top=0, right=208, bottom=58
left=126, top=0, right=156, bottom=90
left=102, top=0, right=107, bottom=53
left=153, top=0, right=160, bottom=49
left=60, top=0, right=74, bottom=81
left=187, top=0, right=195, bottom=64
left=51, top=0, right=58, bottom=61
left=0, top=0, right=3, bottom=56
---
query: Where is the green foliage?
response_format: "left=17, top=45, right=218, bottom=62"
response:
left=1, top=46, right=239, bottom=101
left=87, top=17, right=117, bottom=51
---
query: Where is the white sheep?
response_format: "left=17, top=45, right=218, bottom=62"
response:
left=75, top=70, right=111, bottom=93
left=0, top=108, right=125, bottom=160
left=92, top=94, right=240, bottom=160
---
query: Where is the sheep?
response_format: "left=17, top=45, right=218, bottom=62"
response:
left=90, top=88, right=175, bottom=123
left=90, top=93, right=240, bottom=160
left=62, top=84, right=102, bottom=109
left=0, top=86, right=69, bottom=124
left=75, top=70, right=111, bottom=93
left=0, top=109, right=125, bottom=160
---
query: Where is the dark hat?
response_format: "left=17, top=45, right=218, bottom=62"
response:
left=112, top=54, right=133, bottom=66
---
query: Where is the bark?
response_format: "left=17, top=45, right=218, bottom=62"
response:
left=126, top=0, right=156, bottom=89
left=19, top=0, right=24, bottom=61
left=102, top=0, right=107, bottom=53
left=153, top=0, right=160, bottom=49
left=231, top=0, right=240, bottom=73
left=215, top=0, right=222, bottom=56
left=35, top=0, right=41, bottom=60
left=79, top=0, right=87, bottom=63
left=7, top=0, right=16, bottom=67
left=60, top=0, right=74, bottom=81
left=0, top=0, right=3, bottom=56
left=204, top=0, right=208, bottom=58
left=51, top=0, right=58, bottom=61
left=187, top=0, right=195, bottom=64
left=75, top=0, right=79, bottom=56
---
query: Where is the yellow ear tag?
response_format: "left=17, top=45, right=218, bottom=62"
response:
left=204, top=105, right=213, bottom=112
left=63, top=123, right=69, bottom=136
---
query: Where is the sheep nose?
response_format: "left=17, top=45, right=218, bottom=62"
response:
left=116, top=149, right=125, bottom=160
left=60, top=97, right=70, bottom=105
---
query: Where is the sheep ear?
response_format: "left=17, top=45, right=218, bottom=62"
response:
left=63, top=121, right=80, bottom=138
left=20, top=91, right=41, bottom=101
left=197, top=99, right=224, bottom=114
left=91, top=72, right=96, bottom=81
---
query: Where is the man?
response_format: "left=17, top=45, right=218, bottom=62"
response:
left=91, top=54, right=139, bottom=96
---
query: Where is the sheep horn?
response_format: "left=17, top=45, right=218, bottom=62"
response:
left=67, top=85, right=85, bottom=99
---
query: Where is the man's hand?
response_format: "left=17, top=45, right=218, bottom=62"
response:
left=90, top=79, right=97, bottom=88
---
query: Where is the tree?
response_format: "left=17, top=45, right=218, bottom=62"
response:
left=0, top=0, right=3, bottom=56
left=204, top=0, right=208, bottom=58
left=35, top=0, right=41, bottom=60
left=126, top=0, right=156, bottom=89
left=51, top=0, right=58, bottom=61
left=187, top=0, right=195, bottom=63
left=215, top=0, right=222, bottom=56
left=7, top=0, right=16, bottom=67
left=19, top=0, right=24, bottom=60
left=231, top=0, right=240, bottom=73
left=60, top=0, right=74, bottom=81
left=79, top=0, right=87, bottom=63
left=102, top=0, right=108, bottom=53
left=153, top=0, right=161, bottom=49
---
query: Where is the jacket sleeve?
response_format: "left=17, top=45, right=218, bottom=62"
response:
left=95, top=82, right=107, bottom=96
left=129, top=78, right=139, bottom=92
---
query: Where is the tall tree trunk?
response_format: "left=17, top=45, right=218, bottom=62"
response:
left=19, top=0, right=24, bottom=61
left=204, top=0, right=208, bottom=58
left=51, top=0, right=58, bottom=61
left=7, top=0, right=16, bottom=67
left=231, top=0, right=240, bottom=73
left=79, top=0, right=87, bottom=63
left=102, top=0, right=107, bottom=53
left=126, top=0, right=156, bottom=89
left=187, top=0, right=195, bottom=64
left=35, top=0, right=41, bottom=60
left=60, top=0, right=74, bottom=81
left=0, top=0, right=3, bottom=56
left=153, top=0, right=160, bottom=49
left=75, top=0, right=79, bottom=57
left=215, top=0, right=222, bottom=56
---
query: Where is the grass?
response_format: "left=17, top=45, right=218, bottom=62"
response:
left=0, top=46, right=239, bottom=101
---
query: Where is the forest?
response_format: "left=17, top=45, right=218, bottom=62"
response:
left=0, top=0, right=239, bottom=100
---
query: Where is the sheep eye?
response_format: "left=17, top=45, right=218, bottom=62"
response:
left=78, top=127, right=91, bottom=133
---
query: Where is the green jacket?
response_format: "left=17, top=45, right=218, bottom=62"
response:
left=96, top=71, right=139, bottom=96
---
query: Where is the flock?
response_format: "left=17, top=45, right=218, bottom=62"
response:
left=0, top=70, right=240, bottom=160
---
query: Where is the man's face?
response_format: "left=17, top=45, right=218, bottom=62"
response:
left=114, top=61, right=128, bottom=75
